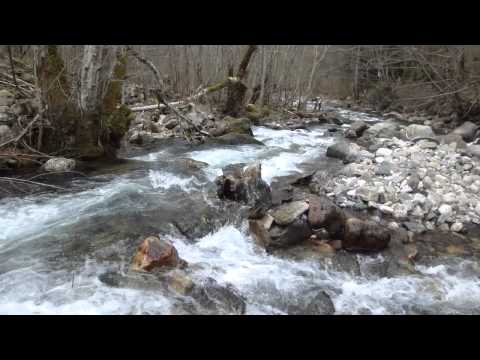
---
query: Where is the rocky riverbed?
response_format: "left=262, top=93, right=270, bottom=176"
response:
left=1, top=103, right=480, bottom=315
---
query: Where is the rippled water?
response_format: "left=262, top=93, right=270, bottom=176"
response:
left=1, top=114, right=480, bottom=314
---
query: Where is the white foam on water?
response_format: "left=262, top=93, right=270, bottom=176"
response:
left=337, top=108, right=382, bottom=123
left=148, top=170, right=197, bottom=191
left=0, top=176, right=148, bottom=247
left=169, top=224, right=480, bottom=315
left=0, top=265, right=173, bottom=315
left=188, top=126, right=334, bottom=184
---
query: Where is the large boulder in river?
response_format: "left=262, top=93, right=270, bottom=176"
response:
left=209, top=133, right=264, bottom=146
left=131, top=236, right=184, bottom=272
left=249, top=211, right=312, bottom=251
left=267, top=217, right=312, bottom=251
left=362, top=120, right=400, bottom=139
left=216, top=163, right=272, bottom=218
left=43, top=157, right=76, bottom=172
left=452, top=121, right=479, bottom=142
left=270, top=200, right=309, bottom=225
left=343, top=218, right=390, bottom=252
left=344, top=121, right=368, bottom=138
left=307, top=195, right=345, bottom=239
left=405, top=124, right=435, bottom=140
left=224, top=116, right=254, bottom=135
left=326, top=141, right=350, bottom=160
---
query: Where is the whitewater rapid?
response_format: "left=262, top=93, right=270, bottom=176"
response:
left=1, top=118, right=480, bottom=314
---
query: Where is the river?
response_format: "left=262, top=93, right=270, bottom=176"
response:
left=1, top=108, right=480, bottom=314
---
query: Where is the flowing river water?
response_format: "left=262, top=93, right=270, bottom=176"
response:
left=1, top=108, right=480, bottom=315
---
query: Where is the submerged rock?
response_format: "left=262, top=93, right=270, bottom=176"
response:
left=288, top=289, right=335, bottom=315
left=189, top=277, right=246, bottom=315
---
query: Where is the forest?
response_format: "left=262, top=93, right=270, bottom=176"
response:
left=1, top=45, right=480, bottom=315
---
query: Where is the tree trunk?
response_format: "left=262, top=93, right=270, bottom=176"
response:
left=223, top=45, right=258, bottom=117
left=36, top=45, right=132, bottom=160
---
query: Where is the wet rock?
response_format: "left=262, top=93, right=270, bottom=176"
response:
left=131, top=236, right=183, bottom=272
left=270, top=200, right=309, bottom=226
left=249, top=218, right=271, bottom=247
left=328, top=251, right=361, bottom=275
left=343, top=218, right=391, bottom=252
left=164, top=269, right=195, bottom=295
left=385, top=257, right=417, bottom=277
left=43, top=157, right=76, bottom=172
left=267, top=217, right=312, bottom=251
left=288, top=289, right=335, bottom=315
left=345, top=121, right=368, bottom=138
left=452, top=121, right=479, bottom=142
left=190, top=277, right=246, bottom=315
left=307, top=195, right=345, bottom=238
left=310, top=240, right=336, bottom=254
left=405, top=124, right=435, bottom=139
left=173, top=158, right=209, bottom=170
left=209, top=133, right=264, bottom=146
left=216, top=163, right=272, bottom=219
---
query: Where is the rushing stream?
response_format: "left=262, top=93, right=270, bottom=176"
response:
left=1, top=110, right=480, bottom=315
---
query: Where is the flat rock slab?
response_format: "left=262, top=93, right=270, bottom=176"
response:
left=270, top=200, right=309, bottom=226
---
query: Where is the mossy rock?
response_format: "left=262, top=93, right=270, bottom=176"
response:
left=223, top=116, right=253, bottom=135
left=245, top=104, right=271, bottom=124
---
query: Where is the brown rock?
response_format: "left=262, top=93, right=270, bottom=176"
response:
left=343, top=218, right=390, bottom=252
left=249, top=219, right=272, bottom=247
left=267, top=217, right=312, bottom=250
left=311, top=241, right=335, bottom=254
left=131, top=236, right=182, bottom=272
left=329, top=240, right=343, bottom=250
left=307, top=195, right=345, bottom=239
